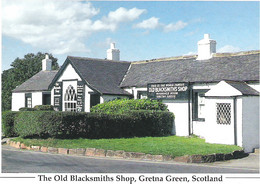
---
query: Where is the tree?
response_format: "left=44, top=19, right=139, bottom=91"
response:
left=2, top=52, right=59, bottom=111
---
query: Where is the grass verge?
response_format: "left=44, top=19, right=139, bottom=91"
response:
left=13, top=136, right=241, bottom=157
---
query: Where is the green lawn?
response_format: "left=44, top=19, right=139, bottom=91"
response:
left=13, top=136, right=241, bottom=157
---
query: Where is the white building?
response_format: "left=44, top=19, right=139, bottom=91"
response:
left=12, top=35, right=259, bottom=152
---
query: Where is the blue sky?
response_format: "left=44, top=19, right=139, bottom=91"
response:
left=2, top=0, right=259, bottom=71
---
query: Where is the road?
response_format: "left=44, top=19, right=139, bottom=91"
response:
left=2, top=145, right=259, bottom=173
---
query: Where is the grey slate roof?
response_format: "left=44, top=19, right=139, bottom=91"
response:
left=12, top=70, right=58, bottom=92
left=67, top=56, right=131, bottom=95
left=226, top=80, right=259, bottom=96
left=120, top=51, right=260, bottom=87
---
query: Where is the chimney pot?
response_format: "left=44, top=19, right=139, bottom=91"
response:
left=204, top=34, right=210, bottom=39
left=107, top=42, right=120, bottom=61
left=42, top=54, right=52, bottom=71
left=111, top=43, right=115, bottom=49
left=197, top=34, right=216, bottom=60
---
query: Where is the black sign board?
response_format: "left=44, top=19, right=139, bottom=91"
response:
left=77, top=81, right=85, bottom=112
left=147, top=82, right=189, bottom=100
left=53, top=82, right=62, bottom=111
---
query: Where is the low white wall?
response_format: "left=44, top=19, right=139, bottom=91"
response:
left=163, top=100, right=189, bottom=136
left=204, top=98, right=235, bottom=145
left=12, top=93, right=25, bottom=111
left=242, top=96, right=259, bottom=152
left=192, top=121, right=207, bottom=138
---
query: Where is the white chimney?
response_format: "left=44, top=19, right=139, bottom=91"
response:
left=107, top=43, right=120, bottom=61
left=197, top=34, right=217, bottom=60
left=42, top=54, right=52, bottom=71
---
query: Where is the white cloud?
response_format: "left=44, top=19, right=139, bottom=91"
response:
left=2, top=0, right=146, bottom=55
left=134, top=17, right=160, bottom=29
left=92, top=7, right=146, bottom=32
left=134, top=17, right=188, bottom=33
left=163, top=21, right=188, bottom=32
left=217, top=45, right=241, bottom=53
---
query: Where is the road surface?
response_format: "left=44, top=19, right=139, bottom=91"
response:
left=2, top=145, right=259, bottom=173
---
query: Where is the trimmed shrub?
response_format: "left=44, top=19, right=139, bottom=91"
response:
left=14, top=111, right=174, bottom=139
left=34, top=105, right=54, bottom=111
left=2, top=111, right=19, bottom=137
left=19, top=107, right=36, bottom=111
left=91, top=99, right=168, bottom=114
left=14, top=111, right=62, bottom=138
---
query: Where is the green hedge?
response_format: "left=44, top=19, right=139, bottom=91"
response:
left=2, top=111, right=19, bottom=137
left=34, top=105, right=54, bottom=111
left=19, top=107, right=36, bottom=111
left=14, top=111, right=174, bottom=139
left=91, top=99, right=168, bottom=114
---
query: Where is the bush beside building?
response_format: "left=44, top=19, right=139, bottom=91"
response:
left=3, top=110, right=174, bottom=139
left=90, top=99, right=168, bottom=114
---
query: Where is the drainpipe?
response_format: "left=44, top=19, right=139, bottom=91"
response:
left=188, top=82, right=191, bottom=135
left=233, top=96, right=237, bottom=145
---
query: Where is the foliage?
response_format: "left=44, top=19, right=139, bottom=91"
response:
left=14, top=111, right=174, bottom=139
left=90, top=99, right=168, bottom=114
left=19, top=107, right=36, bottom=111
left=2, top=111, right=19, bottom=137
left=1, top=52, right=59, bottom=111
left=13, top=136, right=242, bottom=157
left=34, top=105, right=54, bottom=111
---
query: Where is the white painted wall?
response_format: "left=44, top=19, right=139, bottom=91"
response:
left=192, top=121, right=207, bottom=138
left=57, top=63, right=81, bottom=82
left=12, top=92, right=44, bottom=111
left=12, top=92, right=25, bottom=111
left=51, top=88, right=54, bottom=106
left=248, top=83, right=260, bottom=92
left=192, top=82, right=216, bottom=90
left=163, top=99, right=189, bottom=136
left=204, top=98, right=235, bottom=145
left=205, top=81, right=242, bottom=97
left=236, top=97, right=243, bottom=148
left=242, top=96, right=259, bottom=152
left=32, top=92, right=42, bottom=108
left=84, top=85, right=94, bottom=112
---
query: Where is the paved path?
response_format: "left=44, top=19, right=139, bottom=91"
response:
left=2, top=145, right=259, bottom=173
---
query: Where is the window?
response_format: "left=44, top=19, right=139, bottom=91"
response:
left=64, top=85, right=77, bottom=112
left=216, top=103, right=231, bottom=125
left=25, top=93, right=32, bottom=108
left=137, top=91, right=147, bottom=99
left=192, top=89, right=209, bottom=121
left=42, top=93, right=51, bottom=105
left=90, top=94, right=100, bottom=108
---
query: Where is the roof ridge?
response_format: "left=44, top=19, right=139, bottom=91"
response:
left=131, top=50, right=260, bottom=65
left=214, top=50, right=260, bottom=58
left=67, top=56, right=130, bottom=64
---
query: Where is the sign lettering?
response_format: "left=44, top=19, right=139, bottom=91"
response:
left=147, top=82, right=189, bottom=100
